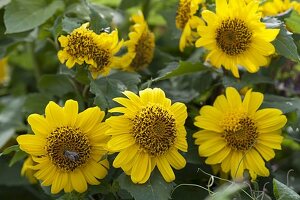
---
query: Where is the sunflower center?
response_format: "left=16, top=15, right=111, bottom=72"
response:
left=90, top=48, right=111, bottom=71
left=220, top=112, right=258, bottom=151
left=216, top=18, right=252, bottom=56
left=176, top=0, right=191, bottom=29
left=130, top=31, right=155, bottom=70
left=46, top=127, right=91, bottom=172
left=131, top=105, right=177, bottom=156
left=67, top=31, right=95, bottom=59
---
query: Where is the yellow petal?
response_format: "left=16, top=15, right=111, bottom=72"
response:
left=166, top=148, right=186, bottom=170
left=77, top=107, right=104, bottom=134
left=107, top=134, right=135, bottom=152
left=17, top=135, right=46, bottom=155
left=63, top=100, right=78, bottom=127
left=28, top=114, right=52, bottom=135
left=131, top=152, right=151, bottom=183
left=156, top=156, right=175, bottom=182
left=70, top=169, right=87, bottom=193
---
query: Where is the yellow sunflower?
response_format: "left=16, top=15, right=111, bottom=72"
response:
left=106, top=88, right=188, bottom=183
left=57, top=23, right=123, bottom=79
left=193, top=87, right=287, bottom=180
left=21, top=156, right=38, bottom=184
left=195, top=0, right=279, bottom=78
left=176, top=0, right=204, bottom=51
left=120, top=11, right=155, bottom=71
left=17, top=100, right=110, bottom=194
left=0, top=57, right=9, bottom=85
left=260, top=0, right=300, bottom=16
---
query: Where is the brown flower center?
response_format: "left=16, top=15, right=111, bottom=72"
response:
left=130, top=30, right=155, bottom=70
left=216, top=18, right=252, bottom=56
left=66, top=31, right=95, bottom=59
left=221, top=112, right=258, bottom=151
left=131, top=105, right=177, bottom=156
left=176, top=0, right=191, bottom=30
left=46, top=127, right=91, bottom=172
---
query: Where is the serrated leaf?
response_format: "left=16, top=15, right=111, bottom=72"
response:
left=90, top=72, right=140, bottom=110
left=273, top=27, right=300, bottom=62
left=262, top=95, right=299, bottom=114
left=89, top=5, right=110, bottom=34
left=154, top=61, right=207, bottom=81
left=273, top=179, right=300, bottom=200
left=38, top=74, right=74, bottom=97
left=117, top=169, right=175, bottom=200
left=4, top=0, right=64, bottom=33
left=285, top=10, right=300, bottom=34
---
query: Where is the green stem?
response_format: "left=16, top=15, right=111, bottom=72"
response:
left=27, top=42, right=41, bottom=82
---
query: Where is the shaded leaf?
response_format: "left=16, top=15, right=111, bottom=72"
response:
left=0, top=158, right=28, bottom=186
left=273, top=27, right=300, bottom=62
left=273, top=179, right=300, bottom=200
left=23, top=93, right=53, bottom=115
left=9, top=150, right=27, bottom=167
left=38, top=74, right=74, bottom=97
left=90, top=72, right=140, bottom=110
left=4, top=0, right=64, bottom=33
left=285, top=10, right=300, bottom=34
left=119, top=0, right=143, bottom=9
left=0, top=145, right=19, bottom=157
left=117, top=169, right=175, bottom=200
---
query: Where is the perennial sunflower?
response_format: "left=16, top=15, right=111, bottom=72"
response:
left=176, top=0, right=204, bottom=51
left=120, top=11, right=155, bottom=71
left=17, top=100, right=110, bottom=194
left=106, top=88, right=188, bottom=183
left=193, top=87, right=287, bottom=180
left=260, top=0, right=300, bottom=16
left=57, top=23, right=123, bottom=79
left=195, top=0, right=279, bottom=78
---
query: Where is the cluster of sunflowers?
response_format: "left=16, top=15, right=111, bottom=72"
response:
left=13, top=0, right=300, bottom=196
left=57, top=12, right=155, bottom=79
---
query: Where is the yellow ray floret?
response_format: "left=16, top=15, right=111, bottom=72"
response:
left=260, top=0, right=300, bottom=16
left=193, top=87, right=287, bottom=180
left=120, top=11, right=155, bottom=71
left=17, top=100, right=110, bottom=194
left=57, top=23, right=123, bottom=79
left=106, top=88, right=188, bottom=183
left=176, top=0, right=204, bottom=51
left=195, top=0, right=279, bottom=78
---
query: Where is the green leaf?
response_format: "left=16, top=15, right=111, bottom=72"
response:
left=273, top=27, right=300, bottom=62
left=273, top=179, right=300, bottom=200
left=0, top=127, right=15, bottom=149
left=9, top=150, right=27, bottom=167
left=117, top=169, right=175, bottom=200
left=119, top=0, right=143, bottom=9
left=38, top=74, right=74, bottom=97
left=0, top=158, right=28, bottom=186
left=0, top=0, right=10, bottom=9
left=89, top=5, right=110, bottom=34
left=154, top=61, right=208, bottom=81
left=205, top=182, right=247, bottom=200
left=90, top=72, right=140, bottom=110
left=0, top=145, right=19, bottom=157
left=285, top=10, right=300, bottom=34
left=23, top=93, right=53, bottom=115
left=262, top=95, right=299, bottom=114
left=4, top=0, right=64, bottom=33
